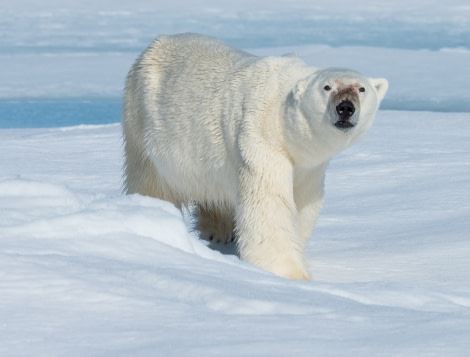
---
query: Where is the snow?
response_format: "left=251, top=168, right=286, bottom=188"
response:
left=1, top=0, right=470, bottom=355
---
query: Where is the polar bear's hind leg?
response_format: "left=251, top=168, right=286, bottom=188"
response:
left=122, top=141, right=183, bottom=209
left=192, top=203, right=236, bottom=244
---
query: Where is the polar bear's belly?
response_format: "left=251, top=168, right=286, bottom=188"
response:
left=151, top=142, right=239, bottom=204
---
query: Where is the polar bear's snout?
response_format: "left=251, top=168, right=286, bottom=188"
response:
left=334, top=99, right=356, bottom=129
left=336, top=99, right=355, bottom=120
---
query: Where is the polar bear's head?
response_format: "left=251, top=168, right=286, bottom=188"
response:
left=287, top=67, right=388, bottom=163
left=294, top=68, right=388, bottom=133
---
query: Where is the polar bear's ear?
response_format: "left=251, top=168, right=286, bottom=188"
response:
left=370, top=78, right=389, bottom=102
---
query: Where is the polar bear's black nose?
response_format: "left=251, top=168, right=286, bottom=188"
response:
left=336, top=100, right=355, bottom=120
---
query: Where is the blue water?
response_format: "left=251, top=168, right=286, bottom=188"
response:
left=1, top=96, right=468, bottom=129
left=0, top=99, right=121, bottom=128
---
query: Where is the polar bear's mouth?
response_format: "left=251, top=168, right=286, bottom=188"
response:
left=334, top=120, right=355, bottom=129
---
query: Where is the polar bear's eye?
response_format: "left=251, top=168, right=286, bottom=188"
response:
left=324, top=85, right=331, bottom=91
left=359, top=87, right=366, bottom=93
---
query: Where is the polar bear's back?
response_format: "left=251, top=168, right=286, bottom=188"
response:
left=127, top=33, right=260, bottom=134
left=134, top=34, right=259, bottom=100
left=147, top=33, right=256, bottom=66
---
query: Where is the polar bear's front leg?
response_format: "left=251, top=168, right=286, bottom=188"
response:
left=294, top=163, right=328, bottom=243
left=236, top=163, right=310, bottom=280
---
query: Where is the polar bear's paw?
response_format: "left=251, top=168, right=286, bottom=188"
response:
left=201, top=230, right=236, bottom=245
left=192, top=204, right=236, bottom=244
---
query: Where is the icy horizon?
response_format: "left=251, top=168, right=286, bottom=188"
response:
left=1, top=0, right=470, bottom=123
left=3, top=0, right=470, bottom=53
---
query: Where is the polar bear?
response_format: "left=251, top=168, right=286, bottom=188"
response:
left=122, top=33, right=388, bottom=280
